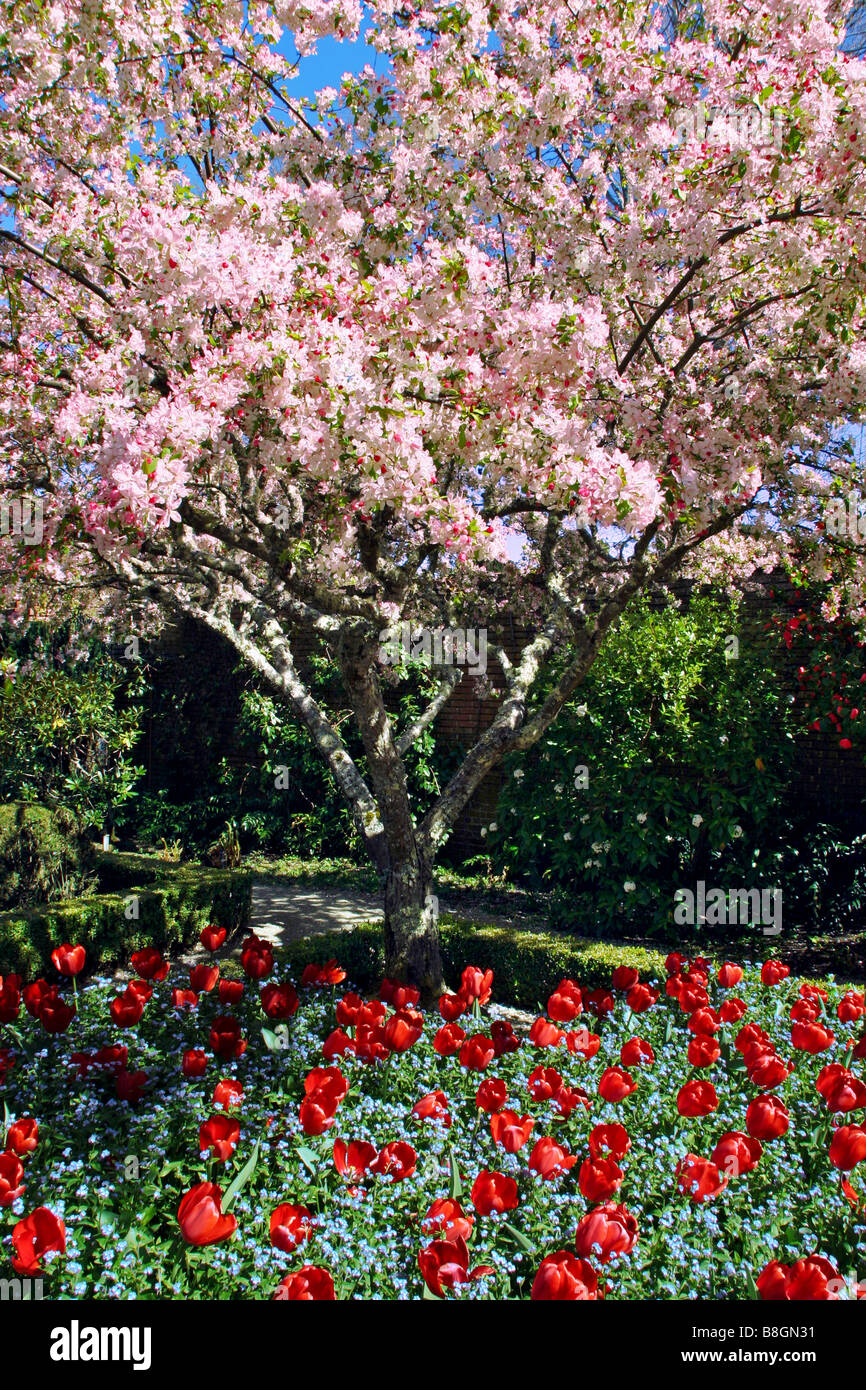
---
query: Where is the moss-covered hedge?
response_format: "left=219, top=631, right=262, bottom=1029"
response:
left=0, top=801, right=95, bottom=909
left=277, top=914, right=668, bottom=1012
left=0, top=849, right=252, bottom=979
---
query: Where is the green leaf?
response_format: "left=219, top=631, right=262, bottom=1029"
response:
left=448, top=1149, right=464, bottom=1201
left=297, top=1145, right=319, bottom=1176
left=222, top=1139, right=260, bottom=1213
left=502, top=1221, right=534, bottom=1253
left=422, top=1281, right=444, bottom=1300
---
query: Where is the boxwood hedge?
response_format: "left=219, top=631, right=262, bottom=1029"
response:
left=276, top=913, right=669, bottom=1012
left=0, top=848, right=252, bottom=979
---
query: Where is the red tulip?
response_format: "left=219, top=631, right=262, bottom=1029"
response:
left=422, top=1197, right=474, bottom=1242
left=586, top=988, right=615, bottom=1018
left=213, top=1079, right=243, bottom=1109
left=433, top=1023, right=465, bottom=1056
left=579, top=1154, right=623, bottom=1201
left=412, top=1091, right=451, bottom=1127
left=531, top=1251, right=601, bottom=1300
left=333, top=1138, right=378, bottom=1179
left=270, top=1203, right=314, bottom=1253
left=384, top=1007, right=423, bottom=1053
left=109, top=988, right=144, bottom=1028
left=22, top=979, right=50, bottom=1018
left=459, top=966, right=493, bottom=1005
left=199, top=1113, right=241, bottom=1162
left=747, top=1051, right=791, bottom=1089
left=0, top=1151, right=25, bottom=1206
left=761, top=960, right=790, bottom=986
left=38, top=989, right=76, bottom=1034
left=626, top=983, right=658, bottom=1013
left=757, top=1255, right=842, bottom=1300
left=676, top=1154, right=728, bottom=1203
left=718, top=962, right=744, bottom=988
left=5, top=1116, right=38, bottom=1156
left=260, top=981, right=299, bottom=1020
left=476, top=1078, right=508, bottom=1113
left=490, top=1109, right=534, bottom=1153
left=620, top=1037, right=654, bottom=1068
left=791, top=1020, right=835, bottom=1053
left=598, top=1066, right=637, bottom=1103
left=574, top=1202, right=639, bottom=1264
left=829, top=1125, right=866, bottom=1171
left=566, top=1027, right=601, bottom=1058
left=817, top=1065, right=866, bottom=1113
left=491, top=1020, right=520, bottom=1056
left=116, top=1069, right=147, bottom=1103
left=241, top=934, right=274, bottom=980
left=711, top=1131, right=763, bottom=1178
left=127, top=979, right=152, bottom=1004
left=11, top=1206, right=65, bottom=1274
left=51, top=943, right=85, bottom=977
left=719, top=997, right=747, bottom=1023
left=370, top=1141, right=417, bottom=1181
left=273, top=1266, right=335, bottom=1300
left=171, top=988, right=199, bottom=1009
left=200, top=924, right=227, bottom=952
left=300, top=959, right=346, bottom=987
left=458, top=1033, right=495, bottom=1070
left=380, top=978, right=420, bottom=1009
left=688, top=1035, right=721, bottom=1067
left=209, top=1015, right=247, bottom=1059
left=470, top=1169, right=519, bottom=1216
left=218, top=978, right=244, bottom=1005
left=838, top=990, right=865, bottom=1024
left=529, top=1016, right=565, bottom=1049
left=0, top=974, right=22, bottom=1023
left=182, top=1048, right=209, bottom=1078
left=527, top=1135, right=577, bottom=1181
left=438, top=992, right=467, bottom=1022
left=130, top=947, right=169, bottom=981
left=547, top=979, right=583, bottom=1022
left=677, top=1079, right=719, bottom=1117
left=177, top=1182, right=237, bottom=1246
left=418, top=1235, right=494, bottom=1297
left=190, top=963, right=220, bottom=994
left=589, top=1124, right=630, bottom=1162
left=746, top=1094, right=790, bottom=1141
left=612, top=965, right=639, bottom=991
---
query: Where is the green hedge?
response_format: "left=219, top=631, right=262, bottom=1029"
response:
left=276, top=914, right=668, bottom=1012
left=0, top=849, right=253, bottom=979
left=0, top=801, right=95, bottom=909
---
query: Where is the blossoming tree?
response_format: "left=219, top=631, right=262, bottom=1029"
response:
left=2, top=0, right=866, bottom=993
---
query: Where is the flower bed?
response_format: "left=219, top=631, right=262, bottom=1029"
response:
left=0, top=936, right=864, bottom=1300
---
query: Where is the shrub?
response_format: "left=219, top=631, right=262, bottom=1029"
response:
left=0, top=801, right=96, bottom=909
left=0, top=618, right=145, bottom=833
left=0, top=849, right=253, bottom=978
left=277, top=915, right=668, bottom=1012
left=487, top=592, right=803, bottom=939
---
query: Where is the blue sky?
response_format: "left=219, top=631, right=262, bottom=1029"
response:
left=279, top=20, right=388, bottom=101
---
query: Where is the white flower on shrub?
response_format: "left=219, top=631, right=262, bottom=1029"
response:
left=624, top=881, right=636, bottom=893
left=554, top=784, right=564, bottom=793
left=563, top=832, right=572, bottom=841
left=732, top=824, right=744, bottom=838
left=480, top=827, right=487, bottom=838
left=580, top=814, right=590, bottom=824
left=488, top=822, right=497, bottom=832
left=636, top=812, right=647, bottom=824
left=591, top=842, right=604, bottom=854
left=575, top=704, right=588, bottom=717
left=692, top=814, right=704, bottom=827
left=513, top=768, right=525, bottom=780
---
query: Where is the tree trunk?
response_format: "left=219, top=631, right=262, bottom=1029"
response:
left=382, top=844, right=445, bottom=1005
